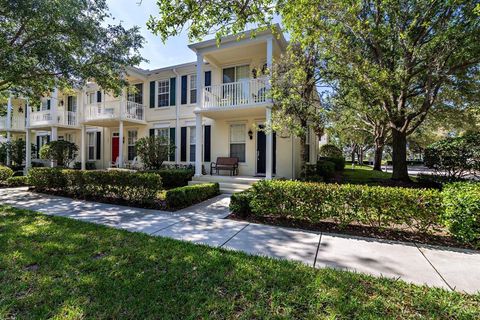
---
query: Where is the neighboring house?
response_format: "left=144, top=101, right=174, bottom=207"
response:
left=1, top=26, right=320, bottom=180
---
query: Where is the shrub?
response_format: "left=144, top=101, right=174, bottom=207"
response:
left=424, top=132, right=480, bottom=179
left=135, top=136, right=175, bottom=170
left=165, top=183, right=219, bottom=209
left=243, top=180, right=443, bottom=233
left=230, top=190, right=253, bottom=218
left=316, top=160, right=336, bottom=179
left=1, top=140, right=36, bottom=166
left=73, top=161, right=97, bottom=170
left=28, top=168, right=163, bottom=205
left=319, top=144, right=343, bottom=158
left=319, top=156, right=345, bottom=171
left=6, top=176, right=29, bottom=187
left=0, top=166, right=14, bottom=182
left=143, top=168, right=195, bottom=188
left=442, top=182, right=480, bottom=246
left=40, top=140, right=78, bottom=167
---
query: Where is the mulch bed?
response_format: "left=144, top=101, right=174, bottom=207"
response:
left=228, top=213, right=478, bottom=251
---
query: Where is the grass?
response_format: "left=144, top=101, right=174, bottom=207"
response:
left=341, top=165, right=393, bottom=184
left=1, top=206, right=479, bottom=319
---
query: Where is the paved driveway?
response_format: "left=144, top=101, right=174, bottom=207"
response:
left=1, top=187, right=479, bottom=294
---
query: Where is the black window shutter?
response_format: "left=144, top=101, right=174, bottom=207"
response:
left=96, top=132, right=101, bottom=160
left=149, top=81, right=155, bottom=108
left=36, top=136, right=40, bottom=157
left=169, top=128, right=176, bottom=161
left=97, top=91, right=102, bottom=103
left=180, top=127, right=187, bottom=162
left=46, top=135, right=50, bottom=143
left=204, top=125, right=211, bottom=162
left=169, top=77, right=176, bottom=106
left=204, top=71, right=211, bottom=87
left=181, top=75, right=188, bottom=104
left=47, top=100, right=51, bottom=110
left=149, top=128, right=155, bottom=137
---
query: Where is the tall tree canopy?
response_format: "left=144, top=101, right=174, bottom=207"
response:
left=149, top=0, right=480, bottom=181
left=1, top=0, right=145, bottom=96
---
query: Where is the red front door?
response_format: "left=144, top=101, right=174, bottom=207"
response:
left=111, top=136, right=119, bottom=163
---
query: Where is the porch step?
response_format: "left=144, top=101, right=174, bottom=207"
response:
left=189, top=175, right=263, bottom=194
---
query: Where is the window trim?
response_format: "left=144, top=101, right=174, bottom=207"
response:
left=229, top=123, right=247, bottom=163
left=87, top=131, right=98, bottom=161
left=157, top=79, right=170, bottom=108
left=188, top=74, right=197, bottom=105
left=127, top=129, right=138, bottom=161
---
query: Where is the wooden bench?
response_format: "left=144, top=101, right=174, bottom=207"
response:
left=210, top=157, right=239, bottom=176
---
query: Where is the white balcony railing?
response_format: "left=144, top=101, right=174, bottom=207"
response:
left=204, top=77, right=269, bottom=109
left=30, top=108, right=78, bottom=127
left=11, top=116, right=26, bottom=131
left=84, top=100, right=145, bottom=122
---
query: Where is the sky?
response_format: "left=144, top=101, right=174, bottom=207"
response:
left=106, top=0, right=283, bottom=71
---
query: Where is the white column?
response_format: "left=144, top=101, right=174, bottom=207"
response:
left=118, top=121, right=124, bottom=168
left=175, top=74, right=181, bottom=164
left=196, top=53, right=204, bottom=110
left=194, top=112, right=203, bottom=176
left=80, top=125, right=86, bottom=170
left=6, top=95, right=12, bottom=166
left=266, top=36, right=273, bottom=102
left=266, top=107, right=273, bottom=179
left=50, top=126, right=58, bottom=167
left=51, top=87, right=58, bottom=125
left=25, top=99, right=31, bottom=173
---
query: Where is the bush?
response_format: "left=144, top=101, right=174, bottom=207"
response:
left=6, top=176, right=29, bottom=187
left=316, top=160, right=336, bottom=179
left=442, top=182, right=480, bottom=246
left=135, top=136, right=175, bottom=170
left=165, top=183, right=219, bottom=209
left=0, top=140, right=37, bottom=166
left=73, top=161, right=97, bottom=170
left=230, top=190, right=253, bottom=218
left=424, top=132, right=480, bottom=179
left=28, top=168, right=163, bottom=205
left=0, top=166, right=14, bottom=182
left=39, top=140, right=78, bottom=167
left=242, top=180, right=443, bottom=233
left=143, top=168, right=194, bottom=188
left=319, top=144, right=343, bottom=158
left=319, top=156, right=345, bottom=171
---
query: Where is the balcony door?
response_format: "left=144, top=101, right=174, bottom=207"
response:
left=223, top=65, right=250, bottom=105
left=66, top=96, right=77, bottom=125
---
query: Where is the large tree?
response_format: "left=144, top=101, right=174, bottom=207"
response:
left=1, top=0, right=145, bottom=96
left=148, top=0, right=480, bottom=181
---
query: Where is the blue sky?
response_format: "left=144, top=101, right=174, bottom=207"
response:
left=106, top=0, right=283, bottom=70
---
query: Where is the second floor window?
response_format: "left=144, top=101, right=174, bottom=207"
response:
left=157, top=80, right=170, bottom=107
left=189, top=75, right=197, bottom=104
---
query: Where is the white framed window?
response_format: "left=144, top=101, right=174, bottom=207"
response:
left=87, top=132, right=97, bottom=160
left=230, top=124, right=246, bottom=162
left=157, top=80, right=170, bottom=107
left=127, top=130, right=138, bottom=161
left=189, top=126, right=196, bottom=162
left=189, top=75, right=197, bottom=104
left=154, top=128, right=169, bottom=143
left=87, top=92, right=96, bottom=105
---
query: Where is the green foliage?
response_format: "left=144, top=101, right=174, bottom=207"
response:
left=73, top=161, right=96, bottom=170
left=39, top=141, right=78, bottom=167
left=165, top=183, right=219, bottom=210
left=319, top=144, right=343, bottom=158
left=6, top=176, right=28, bottom=187
left=0, top=140, right=36, bottom=166
left=0, top=0, right=144, bottom=96
left=424, top=132, right=480, bottom=179
left=315, top=160, right=336, bottom=180
left=442, top=182, right=480, bottom=246
left=0, top=165, right=14, bottom=182
left=135, top=136, right=175, bottom=170
left=243, top=180, right=443, bottom=233
left=229, top=190, right=253, bottom=218
left=143, top=168, right=194, bottom=189
left=28, top=168, right=163, bottom=205
left=319, top=157, right=346, bottom=171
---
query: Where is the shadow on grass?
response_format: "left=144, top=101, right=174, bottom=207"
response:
left=1, top=206, right=479, bottom=319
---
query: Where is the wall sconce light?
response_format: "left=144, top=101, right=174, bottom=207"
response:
left=18, top=106, right=23, bottom=113
left=60, top=100, right=64, bottom=106
left=248, top=129, right=253, bottom=140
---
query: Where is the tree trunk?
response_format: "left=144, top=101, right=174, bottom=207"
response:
left=373, top=144, right=384, bottom=171
left=358, top=147, right=364, bottom=165
left=299, top=135, right=307, bottom=178
left=351, top=149, right=355, bottom=163
left=391, top=129, right=410, bottom=181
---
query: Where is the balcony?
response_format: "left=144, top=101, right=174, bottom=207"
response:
left=0, top=116, right=26, bottom=132
left=30, top=108, right=79, bottom=128
left=203, top=77, right=269, bottom=110
left=83, top=100, right=146, bottom=126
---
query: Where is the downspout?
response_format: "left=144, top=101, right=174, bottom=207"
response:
left=173, top=68, right=180, bottom=164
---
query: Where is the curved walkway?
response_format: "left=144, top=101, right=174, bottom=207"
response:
left=1, top=187, right=479, bottom=294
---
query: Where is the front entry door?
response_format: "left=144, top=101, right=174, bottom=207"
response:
left=256, top=125, right=276, bottom=175
left=111, top=136, right=119, bottom=163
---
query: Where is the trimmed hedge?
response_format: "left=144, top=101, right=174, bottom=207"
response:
left=442, top=182, right=480, bottom=245
left=28, top=168, right=163, bottom=205
left=231, top=180, right=443, bottom=233
left=230, top=190, right=253, bottom=218
left=319, top=156, right=345, bottom=171
left=6, top=176, right=28, bottom=187
left=0, top=166, right=14, bottom=182
left=143, top=168, right=194, bottom=188
left=165, top=183, right=219, bottom=209
left=316, top=160, right=336, bottom=179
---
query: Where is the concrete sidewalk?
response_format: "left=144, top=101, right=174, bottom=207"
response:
left=1, top=187, right=479, bottom=294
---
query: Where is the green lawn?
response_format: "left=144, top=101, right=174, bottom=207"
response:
left=1, top=206, right=479, bottom=319
left=342, top=165, right=394, bottom=184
